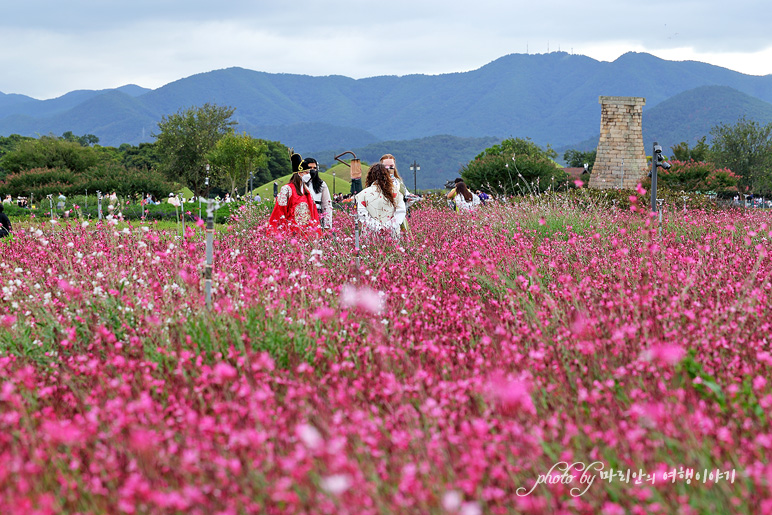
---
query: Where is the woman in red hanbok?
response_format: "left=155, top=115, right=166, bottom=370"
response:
left=268, top=153, right=322, bottom=239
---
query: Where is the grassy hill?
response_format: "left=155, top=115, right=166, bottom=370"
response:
left=324, top=161, right=372, bottom=183
left=253, top=172, right=351, bottom=201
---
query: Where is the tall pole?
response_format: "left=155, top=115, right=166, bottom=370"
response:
left=412, top=160, right=419, bottom=193
left=650, top=143, right=659, bottom=213
left=179, top=194, right=185, bottom=239
left=204, top=165, right=213, bottom=309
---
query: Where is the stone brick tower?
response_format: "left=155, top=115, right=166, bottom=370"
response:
left=589, top=96, right=647, bottom=190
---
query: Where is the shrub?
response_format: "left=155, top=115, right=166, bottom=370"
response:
left=647, top=160, right=739, bottom=195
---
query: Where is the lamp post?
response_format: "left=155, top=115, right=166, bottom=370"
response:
left=650, top=142, right=671, bottom=213
left=333, top=171, right=336, bottom=195
left=249, top=172, right=253, bottom=199
left=204, top=164, right=213, bottom=309
left=410, top=161, right=420, bottom=193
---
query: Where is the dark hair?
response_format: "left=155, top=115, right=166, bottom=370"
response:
left=454, top=177, right=463, bottom=184
left=309, top=168, right=324, bottom=194
left=287, top=173, right=310, bottom=197
left=366, top=163, right=396, bottom=207
left=456, top=181, right=473, bottom=202
left=0, top=204, right=4, bottom=213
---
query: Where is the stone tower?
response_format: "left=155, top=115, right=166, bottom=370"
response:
left=589, top=96, right=647, bottom=190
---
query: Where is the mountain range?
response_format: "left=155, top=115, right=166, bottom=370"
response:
left=2, top=51, right=772, bottom=188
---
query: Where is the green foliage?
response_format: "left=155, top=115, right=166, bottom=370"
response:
left=117, top=142, right=161, bottom=171
left=0, top=134, right=35, bottom=174
left=206, top=132, right=268, bottom=196
left=0, top=163, right=179, bottom=200
left=474, top=137, right=557, bottom=161
left=0, top=136, right=101, bottom=175
left=648, top=160, right=739, bottom=194
left=61, top=131, right=100, bottom=147
left=670, top=136, right=709, bottom=162
left=257, top=139, right=292, bottom=184
left=154, top=103, right=237, bottom=197
left=462, top=138, right=567, bottom=195
left=563, top=148, right=597, bottom=171
left=710, top=116, right=772, bottom=194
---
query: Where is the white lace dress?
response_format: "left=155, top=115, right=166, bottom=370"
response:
left=355, top=185, right=406, bottom=239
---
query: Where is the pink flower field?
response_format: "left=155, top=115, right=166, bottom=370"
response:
left=0, top=198, right=771, bottom=514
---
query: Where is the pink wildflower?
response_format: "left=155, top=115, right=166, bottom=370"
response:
left=489, top=374, right=536, bottom=415
left=640, top=343, right=686, bottom=365
left=340, top=284, right=384, bottom=314
left=0, top=315, right=16, bottom=328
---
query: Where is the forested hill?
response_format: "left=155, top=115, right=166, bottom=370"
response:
left=1, top=52, right=771, bottom=154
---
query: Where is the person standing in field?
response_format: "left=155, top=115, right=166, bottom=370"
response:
left=453, top=181, right=481, bottom=212
left=356, top=163, right=406, bottom=239
left=307, top=162, right=333, bottom=229
left=268, top=153, right=322, bottom=239
left=0, top=204, right=11, bottom=238
left=379, top=154, right=412, bottom=232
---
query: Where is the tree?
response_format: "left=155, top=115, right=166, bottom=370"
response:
left=670, top=136, right=709, bottom=162
left=206, top=132, right=267, bottom=196
left=475, top=137, right=558, bottom=162
left=710, top=117, right=772, bottom=194
left=154, top=103, right=237, bottom=198
left=563, top=149, right=597, bottom=172
left=117, top=142, right=161, bottom=171
left=461, top=137, right=567, bottom=195
left=258, top=140, right=292, bottom=183
left=61, top=131, right=100, bottom=147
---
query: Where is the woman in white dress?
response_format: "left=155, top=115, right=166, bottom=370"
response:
left=380, top=153, right=416, bottom=232
left=453, top=181, right=481, bottom=213
left=356, top=163, right=406, bottom=239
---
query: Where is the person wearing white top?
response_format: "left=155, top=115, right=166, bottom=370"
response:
left=307, top=164, right=333, bottom=229
left=380, top=153, right=414, bottom=233
left=453, top=181, right=481, bottom=212
left=356, top=163, right=406, bottom=239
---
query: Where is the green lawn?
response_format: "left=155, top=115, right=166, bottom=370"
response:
left=253, top=172, right=351, bottom=200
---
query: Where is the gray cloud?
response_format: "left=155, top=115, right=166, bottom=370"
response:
left=1, top=0, right=770, bottom=99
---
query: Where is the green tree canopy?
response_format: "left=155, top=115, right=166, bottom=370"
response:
left=0, top=136, right=101, bottom=175
left=462, top=137, right=567, bottom=195
left=670, top=136, right=709, bottom=162
left=61, top=131, right=100, bottom=147
left=206, top=132, right=268, bottom=196
left=117, top=142, right=161, bottom=171
left=563, top=149, right=597, bottom=172
left=154, top=103, right=237, bottom=197
left=257, top=140, right=292, bottom=184
left=710, top=117, right=772, bottom=194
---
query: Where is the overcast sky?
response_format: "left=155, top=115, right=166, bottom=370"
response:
left=3, top=0, right=771, bottom=100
